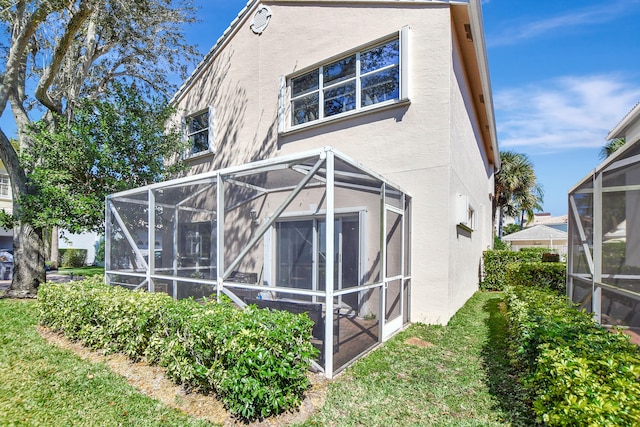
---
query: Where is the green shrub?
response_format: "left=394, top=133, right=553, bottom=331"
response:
left=493, top=236, right=510, bottom=250
left=59, top=248, right=87, bottom=267
left=505, top=261, right=566, bottom=295
left=505, top=286, right=640, bottom=426
left=37, top=278, right=318, bottom=421
left=482, top=249, right=552, bottom=290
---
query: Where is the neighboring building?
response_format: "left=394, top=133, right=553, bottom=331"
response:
left=530, top=213, right=568, bottom=232
left=106, top=0, right=499, bottom=377
left=0, top=164, right=98, bottom=265
left=0, top=165, right=12, bottom=250
left=502, top=224, right=568, bottom=255
left=568, top=102, right=640, bottom=329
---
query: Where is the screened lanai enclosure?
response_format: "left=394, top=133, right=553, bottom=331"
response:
left=568, top=140, right=640, bottom=330
left=106, top=147, right=411, bottom=377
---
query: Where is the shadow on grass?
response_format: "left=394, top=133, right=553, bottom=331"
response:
left=481, top=294, right=538, bottom=426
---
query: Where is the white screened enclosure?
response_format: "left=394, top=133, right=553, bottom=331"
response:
left=106, top=147, right=411, bottom=377
left=568, top=139, right=640, bottom=329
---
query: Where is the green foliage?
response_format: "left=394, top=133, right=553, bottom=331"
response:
left=95, top=237, right=105, bottom=263
left=58, top=248, right=88, bottom=268
left=37, top=278, right=317, bottom=421
left=502, top=223, right=521, bottom=235
left=495, top=151, right=544, bottom=226
left=18, top=82, right=187, bottom=233
left=482, top=248, right=554, bottom=290
left=493, top=235, right=510, bottom=250
left=0, top=299, right=211, bottom=427
left=505, top=286, right=640, bottom=426
left=505, top=261, right=566, bottom=295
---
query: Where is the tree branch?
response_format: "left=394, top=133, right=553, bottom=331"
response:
left=34, top=1, right=94, bottom=112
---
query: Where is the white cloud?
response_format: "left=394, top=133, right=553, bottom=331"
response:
left=487, top=0, right=640, bottom=47
left=494, top=74, right=640, bottom=152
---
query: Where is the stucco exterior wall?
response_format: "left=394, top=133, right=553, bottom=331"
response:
left=445, top=25, right=494, bottom=321
left=172, top=1, right=495, bottom=324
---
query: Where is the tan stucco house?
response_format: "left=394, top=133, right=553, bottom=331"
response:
left=106, top=0, right=499, bottom=377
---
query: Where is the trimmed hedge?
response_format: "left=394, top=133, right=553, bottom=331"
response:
left=505, top=286, right=640, bottom=426
left=37, top=277, right=318, bottom=420
left=482, top=248, right=555, bottom=290
left=505, top=261, right=566, bottom=295
left=58, top=248, right=87, bottom=267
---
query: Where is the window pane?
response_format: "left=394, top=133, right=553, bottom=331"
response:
left=292, top=70, right=319, bottom=97
left=361, top=66, right=399, bottom=106
left=292, top=92, right=319, bottom=125
left=188, top=112, right=208, bottom=133
left=361, top=40, right=399, bottom=74
left=190, top=131, right=209, bottom=154
left=323, top=55, right=356, bottom=86
left=324, top=81, right=356, bottom=117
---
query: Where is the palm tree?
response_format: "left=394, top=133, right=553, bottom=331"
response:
left=493, top=151, right=544, bottom=237
left=599, top=137, right=626, bottom=160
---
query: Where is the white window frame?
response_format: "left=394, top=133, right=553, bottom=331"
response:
left=456, top=193, right=476, bottom=232
left=0, top=174, right=10, bottom=198
left=184, top=106, right=215, bottom=158
left=281, top=26, right=410, bottom=133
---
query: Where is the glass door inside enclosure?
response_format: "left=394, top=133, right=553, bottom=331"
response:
left=275, top=215, right=360, bottom=306
left=383, top=205, right=404, bottom=339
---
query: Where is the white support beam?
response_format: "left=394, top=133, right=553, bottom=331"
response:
left=324, top=150, right=335, bottom=379
left=223, top=156, right=326, bottom=280
left=569, top=195, right=594, bottom=275
left=108, top=203, right=148, bottom=271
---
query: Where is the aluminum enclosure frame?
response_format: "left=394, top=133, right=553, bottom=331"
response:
left=105, top=146, right=412, bottom=378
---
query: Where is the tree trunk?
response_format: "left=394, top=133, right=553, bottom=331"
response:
left=50, top=226, right=59, bottom=270
left=2, top=223, right=46, bottom=298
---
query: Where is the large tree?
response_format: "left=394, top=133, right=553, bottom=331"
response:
left=0, top=0, right=197, bottom=297
left=493, top=150, right=543, bottom=238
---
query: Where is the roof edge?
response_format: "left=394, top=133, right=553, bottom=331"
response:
left=606, top=102, right=640, bottom=140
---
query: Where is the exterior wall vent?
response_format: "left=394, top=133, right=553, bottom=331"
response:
left=251, top=5, right=272, bottom=34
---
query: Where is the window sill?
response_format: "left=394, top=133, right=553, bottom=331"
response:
left=280, top=98, right=410, bottom=137
left=457, top=223, right=474, bottom=233
left=185, top=150, right=215, bottom=161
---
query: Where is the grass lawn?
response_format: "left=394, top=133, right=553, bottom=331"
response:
left=0, top=291, right=533, bottom=426
left=57, top=266, right=104, bottom=277
left=0, top=299, right=212, bottom=427
left=298, top=291, right=534, bottom=426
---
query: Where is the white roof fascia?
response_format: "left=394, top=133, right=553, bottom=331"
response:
left=569, top=102, right=640, bottom=194
left=466, top=0, right=499, bottom=171
left=606, top=102, right=640, bottom=140
left=171, top=0, right=260, bottom=105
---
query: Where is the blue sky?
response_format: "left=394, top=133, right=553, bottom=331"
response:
left=3, top=0, right=640, bottom=217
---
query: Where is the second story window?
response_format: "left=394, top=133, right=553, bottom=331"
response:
left=288, top=28, right=408, bottom=129
left=186, top=109, right=212, bottom=156
left=0, top=174, right=10, bottom=197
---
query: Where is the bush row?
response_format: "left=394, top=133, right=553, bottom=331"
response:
left=505, top=261, right=566, bottom=295
left=505, top=286, right=640, bottom=426
left=482, top=247, right=556, bottom=290
left=58, top=248, right=87, bottom=267
left=37, top=277, right=318, bottom=420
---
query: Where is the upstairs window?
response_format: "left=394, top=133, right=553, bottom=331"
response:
left=288, top=28, right=408, bottom=129
left=185, top=108, right=213, bottom=157
left=0, top=174, right=9, bottom=197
